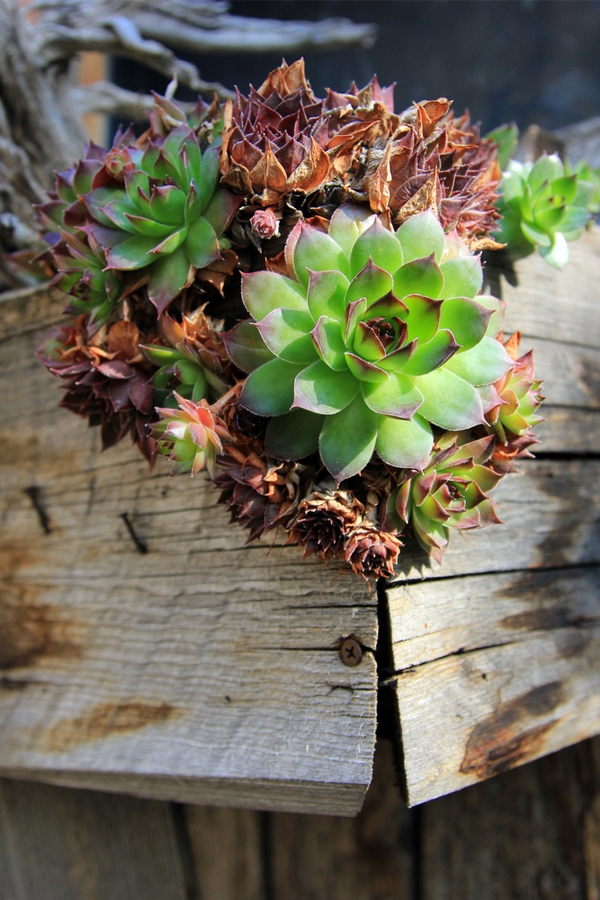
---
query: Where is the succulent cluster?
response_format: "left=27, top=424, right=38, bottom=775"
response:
left=35, top=60, right=554, bottom=580
left=488, top=124, right=599, bottom=268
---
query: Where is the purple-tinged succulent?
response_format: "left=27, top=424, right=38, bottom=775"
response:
left=152, top=393, right=229, bottom=477
left=225, top=204, right=511, bottom=483
left=385, top=433, right=502, bottom=564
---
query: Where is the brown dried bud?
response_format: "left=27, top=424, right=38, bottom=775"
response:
left=344, top=525, right=402, bottom=580
left=288, top=488, right=364, bottom=560
left=250, top=208, right=280, bottom=240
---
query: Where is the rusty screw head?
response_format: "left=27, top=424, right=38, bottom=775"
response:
left=339, top=637, right=363, bottom=667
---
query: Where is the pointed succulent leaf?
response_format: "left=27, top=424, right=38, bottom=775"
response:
left=222, top=320, right=275, bottom=373
left=202, top=189, right=241, bottom=234
left=438, top=256, right=483, bottom=300
left=147, top=247, right=193, bottom=314
left=149, top=185, right=186, bottom=226
left=292, top=225, right=349, bottom=287
left=486, top=123, right=519, bottom=170
left=551, top=175, right=578, bottom=205
left=377, top=341, right=418, bottom=374
left=535, top=205, right=566, bottom=231
left=311, top=316, right=348, bottom=370
left=319, top=395, right=379, bottom=482
left=529, top=154, right=564, bottom=193
left=343, top=297, right=368, bottom=343
left=150, top=227, right=188, bottom=257
left=344, top=353, right=388, bottom=383
left=256, top=308, right=318, bottom=365
left=307, top=269, right=349, bottom=322
left=353, top=321, right=386, bottom=361
left=539, top=232, right=569, bottom=269
left=350, top=218, right=403, bottom=276
left=328, top=204, right=375, bottom=257
left=106, top=234, right=159, bottom=269
left=415, top=368, right=485, bottom=429
left=559, top=206, right=592, bottom=233
left=403, top=294, right=441, bottom=344
left=395, top=211, right=445, bottom=263
left=446, top=336, right=512, bottom=385
left=184, top=217, right=219, bottom=268
left=293, top=360, right=359, bottom=415
left=184, top=181, right=203, bottom=224
left=521, top=220, right=552, bottom=247
left=345, top=260, right=393, bottom=306
left=241, top=272, right=307, bottom=322
left=439, top=297, right=492, bottom=350
left=361, top=372, right=424, bottom=418
left=265, top=409, right=325, bottom=460
left=125, top=214, right=173, bottom=237
left=375, top=414, right=433, bottom=470
left=241, top=358, right=304, bottom=416
left=402, top=329, right=459, bottom=376
left=393, top=254, right=444, bottom=300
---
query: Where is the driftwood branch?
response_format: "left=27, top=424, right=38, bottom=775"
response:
left=0, top=0, right=376, bottom=290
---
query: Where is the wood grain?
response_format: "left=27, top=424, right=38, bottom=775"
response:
left=0, top=318, right=378, bottom=816
left=385, top=227, right=600, bottom=806
left=0, top=778, right=191, bottom=900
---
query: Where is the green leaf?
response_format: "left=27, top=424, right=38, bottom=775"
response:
left=439, top=256, right=483, bottom=300
left=559, top=206, right=592, bottom=233
left=242, top=272, right=307, bottom=320
left=540, top=232, right=570, bottom=269
left=345, top=353, right=388, bottom=383
left=486, top=123, right=519, bottom=170
left=183, top=217, right=219, bottom=268
left=106, top=234, right=159, bottom=270
left=292, top=225, right=349, bottom=287
left=311, top=316, right=348, bottom=370
left=439, top=297, right=492, bottom=350
left=521, top=219, right=552, bottom=247
left=149, top=185, right=186, bottom=226
left=125, top=214, right=173, bottom=238
left=222, top=320, right=275, bottom=373
left=197, top=146, right=220, bottom=211
left=394, top=255, right=444, bottom=300
left=375, top=414, right=433, bottom=469
left=395, top=210, right=445, bottom=263
left=403, top=294, right=441, bottom=344
left=202, top=190, right=241, bottom=235
left=147, top=247, right=193, bottom=315
left=361, top=372, right=424, bottom=418
left=184, top=181, right=203, bottom=224
left=534, top=205, right=566, bottom=232
left=551, top=174, right=578, bottom=205
left=402, top=329, right=459, bottom=376
left=528, top=154, right=564, bottom=193
left=415, top=368, right=484, bottom=429
left=265, top=409, right=324, bottom=460
left=319, top=395, right=379, bottom=482
left=241, top=359, right=304, bottom=416
left=307, top=269, right=349, bottom=322
left=445, top=336, right=512, bottom=385
left=352, top=322, right=386, bottom=361
left=345, top=260, right=393, bottom=306
left=256, top=308, right=318, bottom=365
left=293, top=360, right=359, bottom=415
left=350, top=217, right=403, bottom=276
left=328, top=204, right=374, bottom=257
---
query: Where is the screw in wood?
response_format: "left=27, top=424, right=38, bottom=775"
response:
left=339, top=637, right=363, bottom=667
left=120, top=512, right=148, bottom=554
left=24, top=486, right=51, bottom=534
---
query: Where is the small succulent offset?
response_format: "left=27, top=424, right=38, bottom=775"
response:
left=36, top=61, right=557, bottom=580
left=488, top=124, right=597, bottom=268
left=226, top=205, right=511, bottom=482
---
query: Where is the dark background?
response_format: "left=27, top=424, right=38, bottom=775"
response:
left=114, top=0, right=600, bottom=134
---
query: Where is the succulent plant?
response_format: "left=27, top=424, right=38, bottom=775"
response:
left=385, top=434, right=502, bottom=564
left=85, top=125, right=241, bottom=315
left=343, top=524, right=402, bottom=579
left=287, top=486, right=364, bottom=560
left=141, top=309, right=231, bottom=406
left=485, top=331, right=544, bottom=442
left=493, top=152, right=594, bottom=268
left=220, top=59, right=332, bottom=209
left=225, top=204, right=511, bottom=483
left=152, top=393, right=229, bottom=476
left=38, top=318, right=157, bottom=459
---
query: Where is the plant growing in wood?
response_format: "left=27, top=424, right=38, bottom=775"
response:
left=34, top=61, right=561, bottom=579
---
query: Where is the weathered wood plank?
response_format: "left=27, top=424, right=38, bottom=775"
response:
left=420, top=736, right=600, bottom=900
left=268, top=739, right=415, bottom=900
left=0, top=325, right=378, bottom=816
left=0, top=778, right=191, bottom=900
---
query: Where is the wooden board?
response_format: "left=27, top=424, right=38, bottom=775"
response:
left=385, top=226, right=600, bottom=806
left=0, top=299, right=378, bottom=816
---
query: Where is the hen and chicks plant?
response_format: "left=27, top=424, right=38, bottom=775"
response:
left=36, top=60, right=551, bottom=580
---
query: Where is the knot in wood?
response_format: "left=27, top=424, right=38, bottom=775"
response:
left=339, top=637, right=363, bottom=667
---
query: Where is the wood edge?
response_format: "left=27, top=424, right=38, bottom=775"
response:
left=0, top=768, right=372, bottom=817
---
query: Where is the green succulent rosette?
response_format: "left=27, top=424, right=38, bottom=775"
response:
left=385, top=434, right=503, bottom=564
left=152, top=393, right=229, bottom=477
left=85, top=125, right=241, bottom=314
left=494, top=152, right=594, bottom=268
left=224, top=205, right=512, bottom=483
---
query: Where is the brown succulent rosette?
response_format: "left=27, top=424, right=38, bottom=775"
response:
left=220, top=59, right=332, bottom=209
left=287, top=487, right=364, bottom=560
left=343, top=525, right=403, bottom=580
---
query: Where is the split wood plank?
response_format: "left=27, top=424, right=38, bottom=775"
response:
left=0, top=316, right=378, bottom=816
left=385, top=227, right=600, bottom=807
